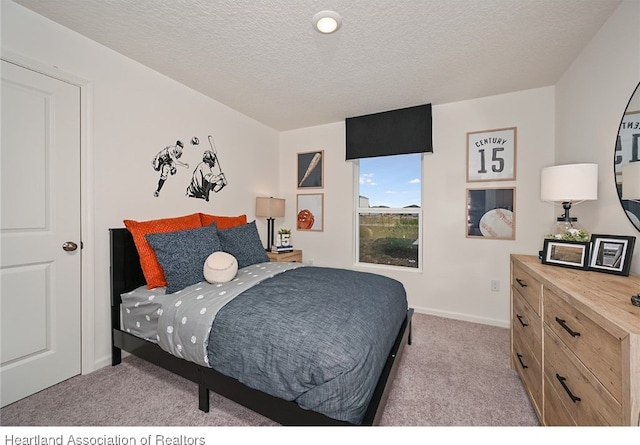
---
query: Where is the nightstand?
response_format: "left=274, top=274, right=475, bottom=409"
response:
left=266, top=250, right=303, bottom=263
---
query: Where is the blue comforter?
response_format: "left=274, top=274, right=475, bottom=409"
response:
left=206, top=266, right=408, bottom=424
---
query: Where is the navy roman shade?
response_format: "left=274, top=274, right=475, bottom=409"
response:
left=345, top=103, right=433, bottom=160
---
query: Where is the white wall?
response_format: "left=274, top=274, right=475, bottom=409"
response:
left=555, top=0, right=640, bottom=273
left=280, top=87, right=556, bottom=327
left=2, top=1, right=280, bottom=370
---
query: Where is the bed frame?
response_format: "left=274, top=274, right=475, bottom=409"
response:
left=110, top=227, right=413, bottom=426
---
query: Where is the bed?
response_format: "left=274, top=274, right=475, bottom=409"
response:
left=110, top=216, right=413, bottom=426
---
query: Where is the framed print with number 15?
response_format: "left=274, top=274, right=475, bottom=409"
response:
left=467, top=127, right=517, bottom=182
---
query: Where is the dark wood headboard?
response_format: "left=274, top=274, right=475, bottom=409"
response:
left=109, top=228, right=145, bottom=308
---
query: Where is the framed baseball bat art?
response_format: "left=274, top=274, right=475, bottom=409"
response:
left=297, top=150, right=323, bottom=189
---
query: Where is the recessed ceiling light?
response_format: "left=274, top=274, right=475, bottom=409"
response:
left=312, top=10, right=342, bottom=34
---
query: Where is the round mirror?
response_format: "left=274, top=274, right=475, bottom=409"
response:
left=615, top=81, right=640, bottom=231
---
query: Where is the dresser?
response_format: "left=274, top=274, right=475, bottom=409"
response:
left=510, top=254, right=640, bottom=426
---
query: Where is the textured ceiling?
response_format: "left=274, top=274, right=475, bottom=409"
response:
left=13, top=0, right=621, bottom=131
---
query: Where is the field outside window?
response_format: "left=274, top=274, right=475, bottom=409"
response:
left=357, top=154, right=422, bottom=269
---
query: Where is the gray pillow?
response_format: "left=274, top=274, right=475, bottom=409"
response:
left=146, top=224, right=222, bottom=294
left=218, top=220, right=269, bottom=268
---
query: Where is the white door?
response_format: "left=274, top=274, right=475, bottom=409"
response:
left=0, top=60, right=81, bottom=407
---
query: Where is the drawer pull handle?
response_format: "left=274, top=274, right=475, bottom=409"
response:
left=516, top=314, right=528, bottom=327
left=516, top=353, right=528, bottom=369
left=556, top=373, right=581, bottom=403
left=515, top=278, right=527, bottom=288
left=555, top=317, right=581, bottom=338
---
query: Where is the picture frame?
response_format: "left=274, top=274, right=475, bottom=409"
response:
left=296, top=193, right=324, bottom=231
left=467, top=127, right=517, bottom=182
left=297, top=150, right=324, bottom=189
left=588, top=234, right=636, bottom=276
left=541, top=239, right=590, bottom=270
left=614, top=110, right=640, bottom=178
left=466, top=187, right=515, bottom=239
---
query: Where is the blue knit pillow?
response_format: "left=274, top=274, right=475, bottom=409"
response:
left=218, top=221, right=269, bottom=268
left=146, top=224, right=222, bottom=294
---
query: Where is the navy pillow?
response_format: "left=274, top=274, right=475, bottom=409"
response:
left=218, top=221, right=269, bottom=268
left=146, top=224, right=222, bottom=294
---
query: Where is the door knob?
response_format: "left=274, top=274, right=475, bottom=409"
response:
left=62, top=241, right=78, bottom=251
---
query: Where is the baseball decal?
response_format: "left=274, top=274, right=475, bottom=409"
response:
left=150, top=134, right=229, bottom=201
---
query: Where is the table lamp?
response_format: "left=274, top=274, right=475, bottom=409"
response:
left=540, top=163, right=598, bottom=238
left=255, top=197, right=285, bottom=250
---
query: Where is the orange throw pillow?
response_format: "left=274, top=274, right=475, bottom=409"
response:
left=124, top=213, right=202, bottom=289
left=199, top=213, right=247, bottom=229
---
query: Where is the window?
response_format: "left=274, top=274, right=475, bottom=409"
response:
left=356, top=153, right=422, bottom=269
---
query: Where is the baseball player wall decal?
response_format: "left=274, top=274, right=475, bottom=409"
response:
left=152, top=140, right=189, bottom=197
left=186, top=135, right=228, bottom=201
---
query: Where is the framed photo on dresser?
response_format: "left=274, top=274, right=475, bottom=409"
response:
left=587, top=234, right=635, bottom=276
left=541, top=239, right=590, bottom=270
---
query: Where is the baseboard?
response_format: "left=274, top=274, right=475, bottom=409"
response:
left=93, top=350, right=130, bottom=373
left=412, top=306, right=509, bottom=329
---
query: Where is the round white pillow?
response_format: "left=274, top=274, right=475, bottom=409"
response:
left=203, top=251, right=238, bottom=284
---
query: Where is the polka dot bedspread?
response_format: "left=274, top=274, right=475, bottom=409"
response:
left=121, top=261, right=303, bottom=365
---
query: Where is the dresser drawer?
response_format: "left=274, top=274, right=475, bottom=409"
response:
left=512, top=262, right=542, bottom=316
left=543, top=374, right=577, bottom=426
left=543, top=288, right=622, bottom=402
left=512, top=333, right=542, bottom=416
left=512, top=287, right=542, bottom=364
left=544, top=326, right=622, bottom=425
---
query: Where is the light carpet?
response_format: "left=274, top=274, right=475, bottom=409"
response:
left=0, top=313, right=539, bottom=426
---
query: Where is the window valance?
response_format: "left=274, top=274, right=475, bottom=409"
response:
left=345, top=103, right=433, bottom=160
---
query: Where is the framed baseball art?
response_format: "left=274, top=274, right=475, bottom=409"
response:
left=296, top=193, right=324, bottom=231
left=297, top=150, right=324, bottom=189
left=467, top=127, right=517, bottom=182
left=466, top=187, right=515, bottom=239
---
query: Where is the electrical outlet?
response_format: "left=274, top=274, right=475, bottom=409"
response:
left=491, top=280, right=500, bottom=292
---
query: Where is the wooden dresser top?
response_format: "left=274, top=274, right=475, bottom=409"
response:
left=511, top=254, right=640, bottom=336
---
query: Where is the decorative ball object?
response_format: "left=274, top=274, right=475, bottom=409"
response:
left=191, top=136, right=199, bottom=145
left=631, top=294, right=640, bottom=307
left=203, top=251, right=238, bottom=283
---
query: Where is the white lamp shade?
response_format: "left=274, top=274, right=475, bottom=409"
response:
left=622, top=162, right=640, bottom=200
left=255, top=197, right=285, bottom=217
left=540, top=163, right=598, bottom=202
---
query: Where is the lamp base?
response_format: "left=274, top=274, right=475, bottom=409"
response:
left=548, top=201, right=590, bottom=241
left=550, top=218, right=589, bottom=241
left=552, top=219, right=581, bottom=234
left=265, top=217, right=275, bottom=251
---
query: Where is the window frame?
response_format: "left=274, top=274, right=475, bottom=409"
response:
left=354, top=155, right=423, bottom=272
